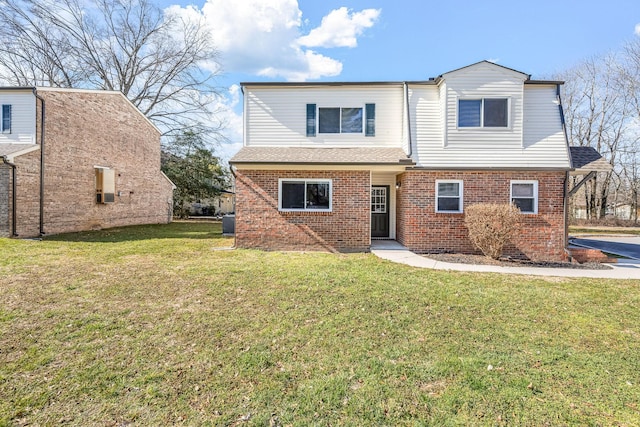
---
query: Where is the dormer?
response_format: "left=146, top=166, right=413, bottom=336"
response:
left=439, top=61, right=529, bottom=148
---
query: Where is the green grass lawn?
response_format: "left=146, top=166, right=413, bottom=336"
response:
left=1, top=221, right=639, bottom=426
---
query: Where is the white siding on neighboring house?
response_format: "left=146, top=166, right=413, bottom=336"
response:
left=244, top=85, right=404, bottom=148
left=0, top=90, right=36, bottom=144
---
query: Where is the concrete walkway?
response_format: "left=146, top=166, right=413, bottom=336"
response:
left=370, top=240, right=640, bottom=279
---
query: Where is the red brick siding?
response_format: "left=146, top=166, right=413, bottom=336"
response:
left=235, top=170, right=370, bottom=252
left=396, top=170, right=567, bottom=261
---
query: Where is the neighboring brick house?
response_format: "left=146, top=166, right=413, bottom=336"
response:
left=230, top=61, right=602, bottom=261
left=0, top=87, right=174, bottom=238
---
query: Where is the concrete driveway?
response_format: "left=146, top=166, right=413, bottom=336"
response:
left=570, top=235, right=640, bottom=260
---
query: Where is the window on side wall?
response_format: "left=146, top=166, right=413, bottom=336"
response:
left=436, top=180, right=463, bottom=213
left=1, top=105, right=11, bottom=133
left=511, top=180, right=538, bottom=214
left=279, top=179, right=332, bottom=212
left=458, top=98, right=508, bottom=128
left=95, top=167, right=116, bottom=204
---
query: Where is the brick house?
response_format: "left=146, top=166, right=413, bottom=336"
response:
left=230, top=61, right=600, bottom=261
left=0, top=87, right=174, bottom=238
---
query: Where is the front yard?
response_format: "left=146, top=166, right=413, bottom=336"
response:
left=1, top=221, right=639, bottom=426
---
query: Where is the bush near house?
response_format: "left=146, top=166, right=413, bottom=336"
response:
left=465, top=203, right=521, bottom=259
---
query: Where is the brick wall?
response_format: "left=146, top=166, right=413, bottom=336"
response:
left=0, top=163, right=9, bottom=236
left=21, top=89, right=175, bottom=237
left=397, top=170, right=567, bottom=261
left=12, top=150, right=42, bottom=237
left=235, top=169, right=370, bottom=252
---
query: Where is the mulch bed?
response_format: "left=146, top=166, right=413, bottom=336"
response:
left=424, top=253, right=613, bottom=270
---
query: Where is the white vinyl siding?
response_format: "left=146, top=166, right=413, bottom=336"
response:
left=409, top=63, right=571, bottom=169
left=0, top=91, right=36, bottom=144
left=244, top=86, right=403, bottom=147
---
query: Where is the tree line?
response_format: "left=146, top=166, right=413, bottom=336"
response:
left=2, top=0, right=639, bottom=222
left=559, top=39, right=640, bottom=222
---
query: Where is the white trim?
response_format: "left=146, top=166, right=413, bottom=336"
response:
left=510, top=180, right=538, bottom=214
left=4, top=144, right=40, bottom=162
left=278, top=178, right=333, bottom=212
left=435, top=179, right=463, bottom=213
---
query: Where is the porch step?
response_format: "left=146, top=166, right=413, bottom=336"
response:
left=567, top=246, right=617, bottom=264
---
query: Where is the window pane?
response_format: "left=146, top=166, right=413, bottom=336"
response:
left=458, top=100, right=481, bottom=127
left=341, top=108, right=363, bottom=133
left=438, top=182, right=459, bottom=197
left=513, top=198, right=534, bottom=213
left=484, top=99, right=508, bottom=127
left=306, top=182, right=330, bottom=209
left=438, top=197, right=460, bottom=211
left=282, top=182, right=305, bottom=209
left=512, top=183, right=533, bottom=197
left=319, top=108, right=340, bottom=133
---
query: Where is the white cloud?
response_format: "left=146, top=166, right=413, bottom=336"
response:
left=635, top=23, right=640, bottom=36
left=168, top=0, right=380, bottom=81
left=296, top=7, right=380, bottom=48
left=208, top=85, right=244, bottom=163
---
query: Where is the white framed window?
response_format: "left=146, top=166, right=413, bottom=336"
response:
left=306, top=104, right=375, bottom=136
left=279, top=179, right=332, bottom=212
left=436, top=180, right=463, bottom=213
left=511, top=180, right=538, bottom=214
left=458, top=98, right=509, bottom=128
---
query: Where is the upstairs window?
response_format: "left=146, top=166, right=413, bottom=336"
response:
left=279, top=179, right=332, bottom=212
left=458, top=98, right=508, bottom=128
left=306, top=104, right=375, bottom=136
left=511, top=180, right=538, bottom=214
left=1, top=105, right=11, bottom=133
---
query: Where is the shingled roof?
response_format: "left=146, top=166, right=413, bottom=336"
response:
left=230, top=147, right=413, bottom=165
left=570, top=146, right=611, bottom=173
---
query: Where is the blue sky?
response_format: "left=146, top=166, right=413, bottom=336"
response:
left=166, top=0, right=640, bottom=160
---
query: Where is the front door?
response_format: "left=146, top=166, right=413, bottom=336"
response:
left=371, top=185, right=390, bottom=238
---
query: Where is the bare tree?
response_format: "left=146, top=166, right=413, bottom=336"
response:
left=0, top=0, right=222, bottom=141
left=559, top=54, right=631, bottom=219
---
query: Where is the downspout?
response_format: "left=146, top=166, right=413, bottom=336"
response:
left=229, top=165, right=237, bottom=249
left=34, top=89, right=45, bottom=236
left=2, top=156, right=17, bottom=237
left=403, top=82, right=413, bottom=158
left=557, top=83, right=571, bottom=256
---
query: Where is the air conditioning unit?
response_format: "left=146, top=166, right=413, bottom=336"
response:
left=95, top=167, right=116, bottom=204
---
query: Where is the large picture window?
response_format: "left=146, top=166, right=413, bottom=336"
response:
left=458, top=98, right=508, bottom=128
left=279, top=179, right=332, bottom=211
left=436, top=180, right=463, bottom=213
left=511, top=180, right=538, bottom=214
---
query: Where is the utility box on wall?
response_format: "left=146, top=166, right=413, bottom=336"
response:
left=95, top=167, right=116, bottom=203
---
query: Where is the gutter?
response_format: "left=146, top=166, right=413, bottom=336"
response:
left=1, top=156, right=17, bottom=236
left=33, top=89, right=45, bottom=236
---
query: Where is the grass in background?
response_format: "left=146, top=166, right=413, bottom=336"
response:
left=1, top=221, right=639, bottom=426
